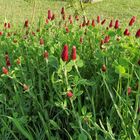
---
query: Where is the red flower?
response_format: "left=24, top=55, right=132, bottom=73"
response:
left=5, top=52, right=11, bottom=67
left=13, top=39, right=17, bottom=43
left=44, top=51, right=48, bottom=59
left=2, top=67, right=8, bottom=74
left=69, top=19, right=73, bottom=24
left=86, top=20, right=90, bottom=26
left=97, top=16, right=100, bottom=23
left=51, top=14, right=55, bottom=20
left=24, top=20, right=29, bottom=28
left=92, top=19, right=95, bottom=27
left=65, top=27, right=69, bottom=33
left=32, top=31, right=35, bottom=36
left=71, top=46, right=76, bottom=60
left=67, top=91, right=73, bottom=98
left=4, top=23, right=7, bottom=28
left=114, top=20, right=119, bottom=29
left=124, top=28, right=130, bottom=36
left=40, top=38, right=44, bottom=45
left=48, top=10, right=52, bottom=20
left=102, top=64, right=107, bottom=72
left=61, top=44, right=69, bottom=62
left=75, top=15, right=79, bottom=21
left=101, top=19, right=106, bottom=25
left=80, top=37, right=83, bottom=44
left=109, top=20, right=113, bottom=28
left=16, top=58, right=21, bottom=65
left=61, top=7, right=65, bottom=15
left=135, top=29, right=140, bottom=38
left=127, top=87, right=131, bottom=95
left=46, top=19, right=49, bottom=24
left=104, top=35, right=110, bottom=43
left=8, top=23, right=11, bottom=28
left=36, top=28, right=40, bottom=32
left=129, top=16, right=136, bottom=26
left=0, top=32, right=3, bottom=36
left=82, top=20, right=86, bottom=27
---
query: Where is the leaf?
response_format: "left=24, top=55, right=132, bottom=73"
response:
left=115, top=65, right=126, bottom=75
left=66, top=61, right=74, bottom=72
left=77, top=60, right=84, bottom=68
left=49, top=120, right=60, bottom=130
left=82, top=106, right=87, bottom=115
left=78, top=133, right=87, bottom=140
left=49, top=55, right=58, bottom=69
left=7, top=116, right=33, bottom=140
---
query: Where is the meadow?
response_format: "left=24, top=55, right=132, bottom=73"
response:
left=0, top=0, right=140, bottom=139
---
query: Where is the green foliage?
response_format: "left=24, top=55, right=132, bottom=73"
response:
left=0, top=6, right=140, bottom=140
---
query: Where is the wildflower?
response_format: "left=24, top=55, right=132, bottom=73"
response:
left=13, top=39, right=17, bottom=43
left=2, top=67, right=8, bottom=74
left=44, top=51, right=48, bottom=59
left=80, top=37, right=83, bottom=44
left=67, top=91, right=73, bottom=98
left=102, top=64, right=107, bottom=72
left=127, top=87, right=131, bottom=95
left=97, top=16, right=100, bottom=23
left=51, top=14, right=55, bottom=20
left=135, top=29, right=140, bottom=38
left=71, top=46, right=76, bottom=61
left=61, top=7, right=65, bottom=15
left=92, top=19, right=95, bottom=27
left=46, top=19, right=49, bottom=24
left=101, top=19, right=106, bottom=25
left=109, top=20, right=113, bottom=28
left=5, top=52, right=11, bottom=68
left=16, top=58, right=21, bottom=65
left=0, top=31, right=3, bottom=36
left=75, top=15, right=79, bottom=21
left=4, top=23, right=7, bottom=28
left=62, top=14, right=66, bottom=20
left=86, top=20, right=90, bottom=26
left=124, top=28, right=130, bottom=36
left=69, top=19, right=73, bottom=24
left=8, top=23, right=11, bottom=28
left=61, top=44, right=69, bottom=62
left=129, top=16, right=136, bottom=26
left=104, top=35, right=110, bottom=43
left=65, top=27, right=69, bottom=33
left=82, top=20, right=86, bottom=27
left=114, top=20, right=119, bottom=29
left=24, top=19, right=29, bottom=28
left=40, top=38, right=44, bottom=45
left=48, top=10, right=52, bottom=20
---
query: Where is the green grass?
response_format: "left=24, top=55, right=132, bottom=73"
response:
left=0, top=0, right=140, bottom=25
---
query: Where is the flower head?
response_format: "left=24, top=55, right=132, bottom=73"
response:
left=67, top=91, right=73, bottom=98
left=61, top=44, right=69, bottom=62
left=129, top=16, right=136, bottom=26
left=114, top=20, right=119, bottom=29
left=71, top=46, right=76, bottom=61
left=2, top=67, right=8, bottom=74
left=135, top=29, right=140, bottom=38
